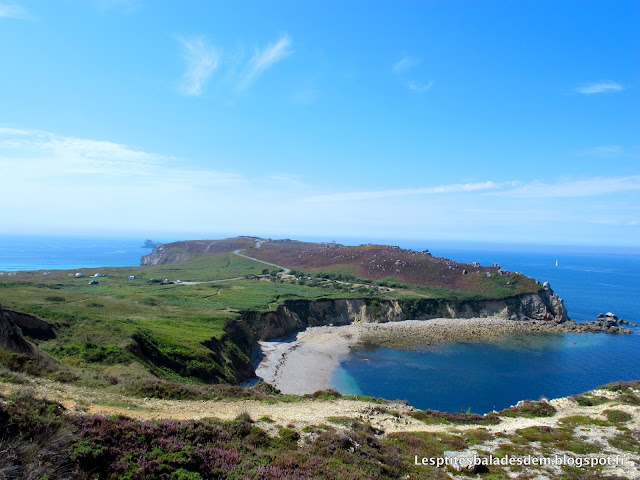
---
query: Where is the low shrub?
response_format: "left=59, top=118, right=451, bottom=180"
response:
left=571, top=394, right=609, bottom=407
left=410, top=408, right=501, bottom=425
left=603, top=409, right=633, bottom=424
left=599, top=380, right=640, bottom=392
left=44, top=296, right=66, bottom=302
left=305, top=389, right=342, bottom=400
left=500, top=400, right=556, bottom=418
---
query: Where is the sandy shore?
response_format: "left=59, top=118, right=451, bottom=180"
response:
left=255, top=316, right=565, bottom=395
left=255, top=325, right=362, bottom=395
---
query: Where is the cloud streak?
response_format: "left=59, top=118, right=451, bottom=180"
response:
left=237, top=34, right=293, bottom=90
left=1, top=127, right=637, bottom=245
left=392, top=53, right=433, bottom=94
left=393, top=54, right=420, bottom=74
left=495, top=175, right=640, bottom=198
left=306, top=181, right=512, bottom=202
left=0, top=2, right=29, bottom=19
left=576, top=81, right=624, bottom=94
left=177, top=36, right=220, bottom=96
left=407, top=80, right=434, bottom=93
left=306, top=175, right=640, bottom=203
left=576, top=145, right=624, bottom=157
left=0, top=128, right=241, bottom=184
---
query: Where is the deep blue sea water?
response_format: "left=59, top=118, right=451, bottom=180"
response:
left=0, top=236, right=157, bottom=271
left=331, top=243, right=640, bottom=413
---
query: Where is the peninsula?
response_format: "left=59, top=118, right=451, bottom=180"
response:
left=1, top=237, right=637, bottom=479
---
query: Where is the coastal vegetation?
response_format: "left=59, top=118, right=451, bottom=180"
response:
left=1, top=381, right=638, bottom=479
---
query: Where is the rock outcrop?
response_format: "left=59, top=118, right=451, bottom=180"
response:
left=570, top=312, right=636, bottom=335
left=141, top=238, right=257, bottom=266
left=0, top=304, right=35, bottom=355
left=4, top=310, right=56, bottom=340
left=242, top=289, right=570, bottom=341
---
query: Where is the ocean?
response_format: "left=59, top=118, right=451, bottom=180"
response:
left=331, top=243, right=640, bottom=413
left=1, top=236, right=638, bottom=413
left=0, top=236, right=156, bottom=271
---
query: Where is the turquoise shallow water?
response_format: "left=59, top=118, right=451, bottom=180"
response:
left=331, top=246, right=640, bottom=413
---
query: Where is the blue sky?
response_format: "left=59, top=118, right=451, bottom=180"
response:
left=0, top=0, right=638, bottom=246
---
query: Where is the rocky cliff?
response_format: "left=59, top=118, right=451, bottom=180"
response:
left=4, top=309, right=56, bottom=340
left=241, top=289, right=568, bottom=341
left=141, top=238, right=257, bottom=266
left=0, top=304, right=35, bottom=355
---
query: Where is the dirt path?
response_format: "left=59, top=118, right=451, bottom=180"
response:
left=233, top=249, right=291, bottom=275
left=174, top=246, right=290, bottom=286
left=2, top=379, right=637, bottom=438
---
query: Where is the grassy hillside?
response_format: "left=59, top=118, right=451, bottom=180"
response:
left=242, top=240, right=541, bottom=297
left=0, top=254, right=353, bottom=385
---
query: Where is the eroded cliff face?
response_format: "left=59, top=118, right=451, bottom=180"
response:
left=4, top=309, right=56, bottom=340
left=0, top=304, right=35, bottom=355
left=515, top=288, right=568, bottom=322
left=242, top=289, right=568, bottom=341
left=140, top=245, right=192, bottom=266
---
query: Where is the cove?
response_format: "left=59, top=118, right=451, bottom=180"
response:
left=330, top=330, right=640, bottom=414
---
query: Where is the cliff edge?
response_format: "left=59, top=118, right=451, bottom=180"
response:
left=0, top=304, right=35, bottom=355
left=242, top=288, right=569, bottom=341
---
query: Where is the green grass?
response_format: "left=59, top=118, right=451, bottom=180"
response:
left=499, top=400, right=557, bottom=418
left=608, top=432, right=640, bottom=453
left=602, top=409, right=633, bottom=424
left=0, top=251, right=382, bottom=385
left=558, top=415, right=610, bottom=427
left=571, top=394, right=610, bottom=407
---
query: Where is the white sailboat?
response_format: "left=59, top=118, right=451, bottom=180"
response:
left=555, top=260, right=558, bottom=267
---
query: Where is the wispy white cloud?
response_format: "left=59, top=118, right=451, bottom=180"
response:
left=589, top=218, right=639, bottom=227
left=576, top=81, right=624, bottom=94
left=495, top=175, right=640, bottom=198
left=173, top=33, right=293, bottom=97
left=0, top=128, right=241, bottom=183
left=407, top=80, right=434, bottom=93
left=2, top=126, right=637, bottom=245
left=176, top=36, right=220, bottom=96
left=0, top=126, right=31, bottom=135
left=306, top=181, right=513, bottom=202
left=0, top=2, right=30, bottom=19
left=392, top=53, right=433, bottom=94
left=237, top=34, right=293, bottom=90
left=576, top=145, right=624, bottom=157
left=306, top=175, right=640, bottom=204
left=262, top=173, right=306, bottom=188
left=392, top=54, right=420, bottom=74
